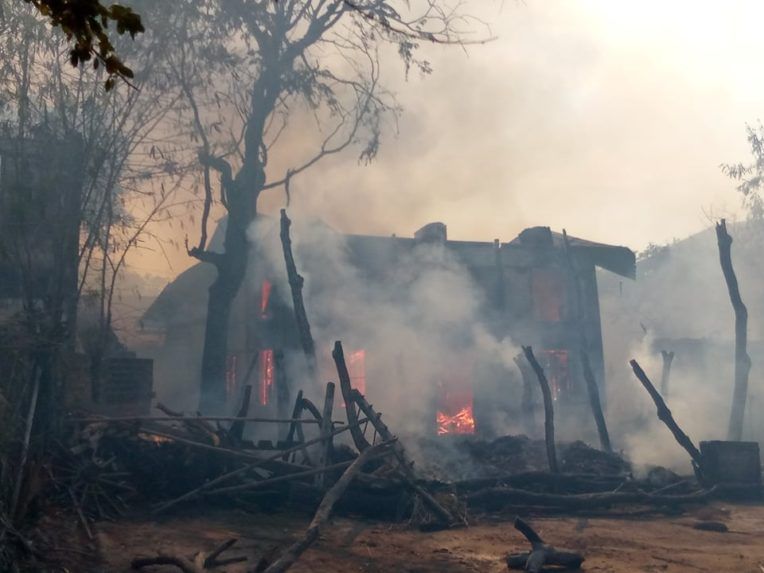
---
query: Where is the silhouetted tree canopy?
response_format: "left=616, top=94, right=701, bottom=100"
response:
left=20, top=0, right=144, bottom=88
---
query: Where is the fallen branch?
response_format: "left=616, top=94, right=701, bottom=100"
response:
left=131, top=538, right=245, bottom=573
left=152, top=417, right=370, bottom=514
left=262, top=441, right=396, bottom=573
left=470, top=486, right=715, bottom=512
left=506, top=517, right=584, bottom=572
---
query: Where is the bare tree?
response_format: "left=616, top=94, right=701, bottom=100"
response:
left=155, top=0, right=492, bottom=413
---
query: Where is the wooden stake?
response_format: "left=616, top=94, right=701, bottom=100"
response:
left=581, top=350, right=612, bottom=453
left=522, top=346, right=558, bottom=473
left=563, top=229, right=613, bottom=453
left=350, top=389, right=456, bottom=525
left=715, top=219, right=752, bottom=441
left=333, top=341, right=371, bottom=452
left=151, top=418, right=369, bottom=514
left=262, top=441, right=396, bottom=573
left=315, top=382, right=335, bottom=489
left=514, top=354, right=537, bottom=435
left=629, top=359, right=703, bottom=468
left=284, top=390, right=305, bottom=448
left=228, top=384, right=252, bottom=444
left=280, top=209, right=317, bottom=380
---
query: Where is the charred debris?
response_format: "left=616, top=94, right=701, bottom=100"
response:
left=2, top=212, right=762, bottom=573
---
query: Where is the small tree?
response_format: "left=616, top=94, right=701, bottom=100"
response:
left=0, top=1, right=177, bottom=552
left=721, top=122, right=764, bottom=220
left=155, top=0, right=491, bottom=413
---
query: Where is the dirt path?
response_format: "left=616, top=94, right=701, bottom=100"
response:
left=91, top=503, right=764, bottom=572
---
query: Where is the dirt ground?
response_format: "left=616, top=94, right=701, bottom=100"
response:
left=74, top=502, right=764, bottom=573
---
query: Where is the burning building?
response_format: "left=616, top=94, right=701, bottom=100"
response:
left=143, top=220, right=634, bottom=438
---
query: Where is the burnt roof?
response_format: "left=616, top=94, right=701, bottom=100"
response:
left=143, top=221, right=636, bottom=327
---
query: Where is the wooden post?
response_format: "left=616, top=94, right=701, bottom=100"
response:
left=715, top=219, right=752, bottom=441
left=332, top=341, right=371, bottom=452
left=262, top=441, right=396, bottom=573
left=275, top=350, right=290, bottom=439
left=522, top=346, right=558, bottom=473
left=514, top=354, right=537, bottom=435
left=580, top=350, right=612, bottom=453
left=315, top=382, right=335, bottom=489
left=284, top=390, right=304, bottom=447
left=629, top=359, right=703, bottom=469
left=659, top=350, right=675, bottom=398
left=228, top=384, right=252, bottom=444
left=280, top=209, right=317, bottom=380
left=562, top=229, right=612, bottom=452
left=351, top=389, right=456, bottom=525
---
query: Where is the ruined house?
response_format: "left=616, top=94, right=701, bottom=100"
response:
left=143, top=220, right=635, bottom=438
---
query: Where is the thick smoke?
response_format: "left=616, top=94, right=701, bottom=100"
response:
left=248, top=214, right=523, bottom=442
left=599, top=220, right=764, bottom=472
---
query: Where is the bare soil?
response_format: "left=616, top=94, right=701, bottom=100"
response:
left=69, top=502, right=764, bottom=573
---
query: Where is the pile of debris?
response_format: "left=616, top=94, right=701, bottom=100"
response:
left=415, top=434, right=632, bottom=481
left=45, top=345, right=742, bottom=573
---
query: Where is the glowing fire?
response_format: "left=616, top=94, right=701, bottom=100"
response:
left=138, top=432, right=173, bottom=444
left=435, top=357, right=476, bottom=436
left=437, top=406, right=476, bottom=435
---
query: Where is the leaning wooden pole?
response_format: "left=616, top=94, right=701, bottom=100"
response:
left=562, top=229, right=612, bottom=452
left=522, top=346, right=558, bottom=473
left=580, top=350, right=612, bottom=453
left=315, top=382, right=335, bottom=489
left=280, top=209, right=317, bottom=380
left=715, top=219, right=752, bottom=441
left=263, top=441, right=396, bottom=573
left=332, top=341, right=371, bottom=453
left=629, top=359, right=703, bottom=470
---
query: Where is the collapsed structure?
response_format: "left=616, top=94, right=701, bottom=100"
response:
left=144, top=220, right=635, bottom=438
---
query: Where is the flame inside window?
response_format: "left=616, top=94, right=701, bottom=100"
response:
left=259, top=349, right=274, bottom=405
left=437, top=406, right=475, bottom=435
left=348, top=349, right=366, bottom=395
left=539, top=349, right=570, bottom=400
left=435, top=360, right=476, bottom=436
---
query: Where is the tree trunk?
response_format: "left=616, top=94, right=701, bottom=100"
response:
left=198, top=178, right=255, bottom=414
left=199, top=268, right=241, bottom=414
left=715, top=219, right=752, bottom=441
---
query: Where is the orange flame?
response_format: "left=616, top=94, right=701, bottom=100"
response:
left=436, top=405, right=476, bottom=435
left=138, top=432, right=173, bottom=444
